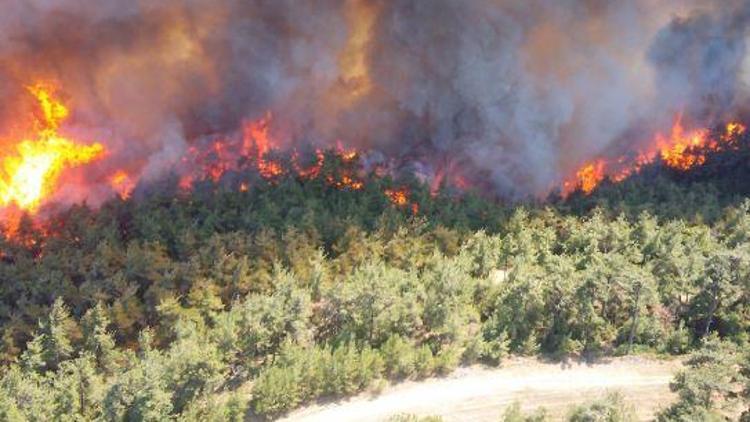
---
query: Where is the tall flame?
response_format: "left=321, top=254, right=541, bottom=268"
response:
left=243, top=115, right=284, bottom=180
left=0, top=84, right=105, bottom=213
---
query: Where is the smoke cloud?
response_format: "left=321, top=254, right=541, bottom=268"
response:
left=1, top=0, right=748, bottom=199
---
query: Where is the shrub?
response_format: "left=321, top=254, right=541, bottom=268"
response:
left=567, top=392, right=636, bottom=422
left=502, top=401, right=548, bottom=422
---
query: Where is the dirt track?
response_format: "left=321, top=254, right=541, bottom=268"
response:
left=281, top=356, right=681, bottom=421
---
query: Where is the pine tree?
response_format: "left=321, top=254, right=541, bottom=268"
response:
left=693, top=252, right=743, bottom=337
left=20, top=333, right=46, bottom=373
left=51, top=355, right=105, bottom=420
left=81, top=303, right=118, bottom=373
left=39, top=298, right=76, bottom=371
left=659, top=336, right=745, bottom=421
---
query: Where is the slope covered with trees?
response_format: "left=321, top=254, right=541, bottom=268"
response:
left=1, top=136, right=750, bottom=420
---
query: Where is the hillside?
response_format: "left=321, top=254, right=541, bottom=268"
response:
left=0, top=147, right=749, bottom=420
left=3, top=2, right=750, bottom=421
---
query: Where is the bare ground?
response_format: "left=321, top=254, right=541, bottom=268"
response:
left=280, top=356, right=682, bottom=422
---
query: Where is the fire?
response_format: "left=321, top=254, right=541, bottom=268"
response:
left=0, top=83, right=105, bottom=213
left=656, top=120, right=710, bottom=170
left=723, top=122, right=746, bottom=141
left=293, top=149, right=325, bottom=180
left=428, top=160, right=473, bottom=196
left=322, top=143, right=365, bottom=190
left=176, top=113, right=368, bottom=192
left=177, top=114, right=284, bottom=189
left=109, top=170, right=135, bottom=199
left=564, top=160, right=605, bottom=195
left=385, top=188, right=409, bottom=206
left=326, top=174, right=364, bottom=190
left=29, top=84, right=69, bottom=130
left=563, top=117, right=746, bottom=196
left=160, top=112, right=423, bottom=213
left=385, top=187, right=419, bottom=215
left=335, top=141, right=359, bottom=163
left=0, top=81, right=429, bottom=240
left=243, top=115, right=284, bottom=180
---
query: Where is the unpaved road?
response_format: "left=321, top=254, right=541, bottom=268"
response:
left=281, top=356, right=681, bottom=421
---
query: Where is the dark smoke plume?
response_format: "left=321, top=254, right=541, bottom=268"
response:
left=1, top=0, right=749, bottom=200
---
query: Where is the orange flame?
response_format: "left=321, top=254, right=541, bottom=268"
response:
left=385, top=187, right=419, bottom=215
left=293, top=149, right=325, bottom=180
left=385, top=188, right=409, bottom=206
left=563, top=160, right=605, bottom=195
left=563, top=117, right=746, bottom=196
left=335, top=141, right=359, bottom=163
left=177, top=113, right=371, bottom=191
left=0, top=83, right=105, bottom=214
left=243, top=115, right=284, bottom=180
left=327, top=174, right=364, bottom=190
left=656, top=119, right=710, bottom=170
left=325, top=145, right=364, bottom=190
left=109, top=170, right=135, bottom=199
left=165, top=112, right=423, bottom=211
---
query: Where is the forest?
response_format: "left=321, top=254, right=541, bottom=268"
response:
left=1, top=129, right=750, bottom=421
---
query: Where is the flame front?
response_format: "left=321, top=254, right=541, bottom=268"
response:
left=656, top=119, right=710, bottom=170
left=179, top=117, right=367, bottom=192
left=0, top=84, right=105, bottom=213
left=563, top=117, right=747, bottom=196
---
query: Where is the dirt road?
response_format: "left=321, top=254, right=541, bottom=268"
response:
left=281, top=356, right=681, bottom=421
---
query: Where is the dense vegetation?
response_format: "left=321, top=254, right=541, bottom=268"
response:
left=1, top=134, right=750, bottom=420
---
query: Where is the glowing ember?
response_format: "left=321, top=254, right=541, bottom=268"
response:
left=0, top=83, right=105, bottom=213
left=563, top=117, right=747, bottom=196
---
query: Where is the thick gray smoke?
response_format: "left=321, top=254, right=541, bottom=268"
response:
left=649, top=1, right=750, bottom=123
left=0, top=0, right=748, bottom=199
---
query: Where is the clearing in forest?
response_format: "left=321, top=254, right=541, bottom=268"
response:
left=282, top=356, right=681, bottom=422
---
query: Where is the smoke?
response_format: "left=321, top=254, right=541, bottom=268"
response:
left=648, top=0, right=750, bottom=122
left=0, top=0, right=748, bottom=199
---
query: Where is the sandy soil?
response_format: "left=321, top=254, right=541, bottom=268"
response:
left=280, top=356, right=681, bottom=422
